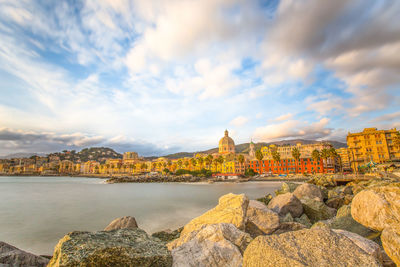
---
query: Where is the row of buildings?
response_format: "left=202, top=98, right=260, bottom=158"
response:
left=0, top=128, right=399, bottom=176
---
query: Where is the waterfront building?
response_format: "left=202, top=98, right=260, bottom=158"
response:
left=347, top=128, right=400, bottom=170
left=219, top=130, right=235, bottom=154
left=336, top=148, right=352, bottom=171
left=260, top=142, right=333, bottom=160
left=248, top=158, right=326, bottom=175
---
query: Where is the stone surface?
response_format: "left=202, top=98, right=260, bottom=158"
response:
left=152, top=227, right=183, bottom=243
left=381, top=227, right=400, bottom=266
left=0, top=241, right=49, bottom=267
left=281, top=212, right=294, bottom=223
left=168, top=223, right=251, bottom=267
left=294, top=213, right=312, bottom=228
left=351, top=185, right=400, bottom=231
left=104, top=216, right=138, bottom=231
left=326, top=195, right=345, bottom=209
left=243, top=228, right=382, bottom=267
left=245, top=200, right=280, bottom=237
left=301, top=198, right=337, bottom=223
left=293, top=183, right=324, bottom=202
left=256, top=193, right=273, bottom=206
left=273, top=222, right=307, bottom=235
left=179, top=193, right=249, bottom=236
left=333, top=229, right=383, bottom=263
left=48, top=229, right=172, bottom=267
left=267, top=193, right=303, bottom=218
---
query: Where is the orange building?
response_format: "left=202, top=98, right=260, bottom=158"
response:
left=248, top=158, right=333, bottom=175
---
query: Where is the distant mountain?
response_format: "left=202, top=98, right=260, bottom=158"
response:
left=159, top=139, right=347, bottom=159
left=0, top=152, right=47, bottom=159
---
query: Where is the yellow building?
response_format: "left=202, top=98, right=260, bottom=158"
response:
left=347, top=128, right=400, bottom=170
left=336, top=148, right=351, bottom=171
left=260, top=142, right=332, bottom=159
left=219, top=130, right=235, bottom=154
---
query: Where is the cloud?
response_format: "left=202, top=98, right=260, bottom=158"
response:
left=230, top=116, right=248, bottom=127
left=274, top=113, right=293, bottom=122
left=253, top=118, right=332, bottom=142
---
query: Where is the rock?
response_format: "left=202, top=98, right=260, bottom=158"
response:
left=343, top=194, right=354, bottom=205
left=0, top=241, right=49, bottom=267
left=381, top=227, right=400, bottom=266
left=256, top=193, right=273, bottom=205
left=245, top=200, right=280, bottom=237
left=152, top=227, right=183, bottom=243
left=294, top=213, right=312, bottom=228
left=333, top=229, right=383, bottom=263
left=328, top=190, right=339, bottom=199
left=281, top=212, right=294, bottom=223
left=351, top=185, right=400, bottom=231
left=267, top=193, right=303, bottom=218
left=326, top=195, right=345, bottom=209
left=104, top=216, right=138, bottom=231
left=310, top=205, right=378, bottom=239
left=274, top=182, right=299, bottom=195
left=343, top=185, right=353, bottom=195
left=243, top=228, right=382, bottom=267
left=168, top=223, right=251, bottom=267
left=179, top=193, right=249, bottom=237
left=301, top=198, right=337, bottom=223
left=273, top=222, right=307, bottom=234
left=48, top=229, right=172, bottom=267
left=293, top=183, right=323, bottom=202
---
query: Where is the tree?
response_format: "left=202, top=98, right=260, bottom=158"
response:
left=328, top=147, right=339, bottom=173
left=321, top=148, right=330, bottom=171
left=190, top=158, right=197, bottom=170
left=177, top=159, right=183, bottom=169
left=197, top=157, right=204, bottom=168
left=141, top=163, right=147, bottom=171
left=184, top=160, right=189, bottom=169
left=205, top=155, right=213, bottom=169
left=255, top=149, right=263, bottom=173
left=237, top=154, right=245, bottom=172
left=151, top=162, right=157, bottom=171
left=272, top=151, right=281, bottom=162
left=167, top=160, right=172, bottom=169
left=212, top=158, right=219, bottom=171
left=291, top=147, right=301, bottom=174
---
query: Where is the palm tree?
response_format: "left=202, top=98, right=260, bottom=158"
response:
left=212, top=158, right=219, bottom=172
left=177, top=159, right=183, bottom=169
left=321, top=148, right=330, bottom=172
left=291, top=147, right=301, bottom=174
left=190, top=158, right=197, bottom=170
left=167, top=160, right=172, bottom=170
left=237, top=154, right=245, bottom=172
left=311, top=149, right=321, bottom=174
left=140, top=163, right=147, bottom=172
left=205, top=155, right=213, bottom=169
left=272, top=151, right=281, bottom=173
left=255, top=149, right=263, bottom=173
left=328, top=148, right=339, bottom=173
left=197, top=157, right=204, bottom=169
left=184, top=160, right=189, bottom=170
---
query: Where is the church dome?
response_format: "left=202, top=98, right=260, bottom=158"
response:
left=219, top=130, right=235, bottom=154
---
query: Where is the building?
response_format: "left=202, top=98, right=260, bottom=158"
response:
left=123, top=152, right=138, bottom=160
left=260, top=142, right=333, bottom=159
left=248, top=158, right=326, bottom=174
left=347, top=128, right=400, bottom=170
left=336, top=148, right=351, bottom=171
left=219, top=130, right=235, bottom=154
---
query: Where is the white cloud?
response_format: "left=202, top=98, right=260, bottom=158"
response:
left=230, top=116, right=248, bottom=127
left=253, top=118, right=332, bottom=142
left=274, top=113, right=293, bottom=122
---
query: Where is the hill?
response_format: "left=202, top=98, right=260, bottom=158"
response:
left=47, top=147, right=122, bottom=163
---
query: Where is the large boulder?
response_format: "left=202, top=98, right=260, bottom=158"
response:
left=351, top=186, right=400, bottom=231
left=381, top=227, right=400, bottom=266
left=272, top=222, right=307, bottom=235
left=326, top=205, right=377, bottom=238
left=293, top=183, right=323, bottom=202
left=179, top=193, right=249, bottom=236
left=275, top=182, right=300, bottom=195
left=243, top=228, right=382, bottom=267
left=168, top=223, right=251, bottom=267
left=333, top=229, right=383, bottom=263
left=0, top=241, right=49, bottom=267
left=301, top=198, right=336, bottom=223
left=245, top=200, right=280, bottom=237
left=267, top=193, right=303, bottom=218
left=48, top=229, right=172, bottom=267
left=104, top=216, right=138, bottom=231
left=152, top=227, right=183, bottom=243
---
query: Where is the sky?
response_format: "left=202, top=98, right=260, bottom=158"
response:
left=0, top=0, right=399, bottom=156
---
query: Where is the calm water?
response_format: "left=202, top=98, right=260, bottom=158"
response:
left=0, top=176, right=281, bottom=255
